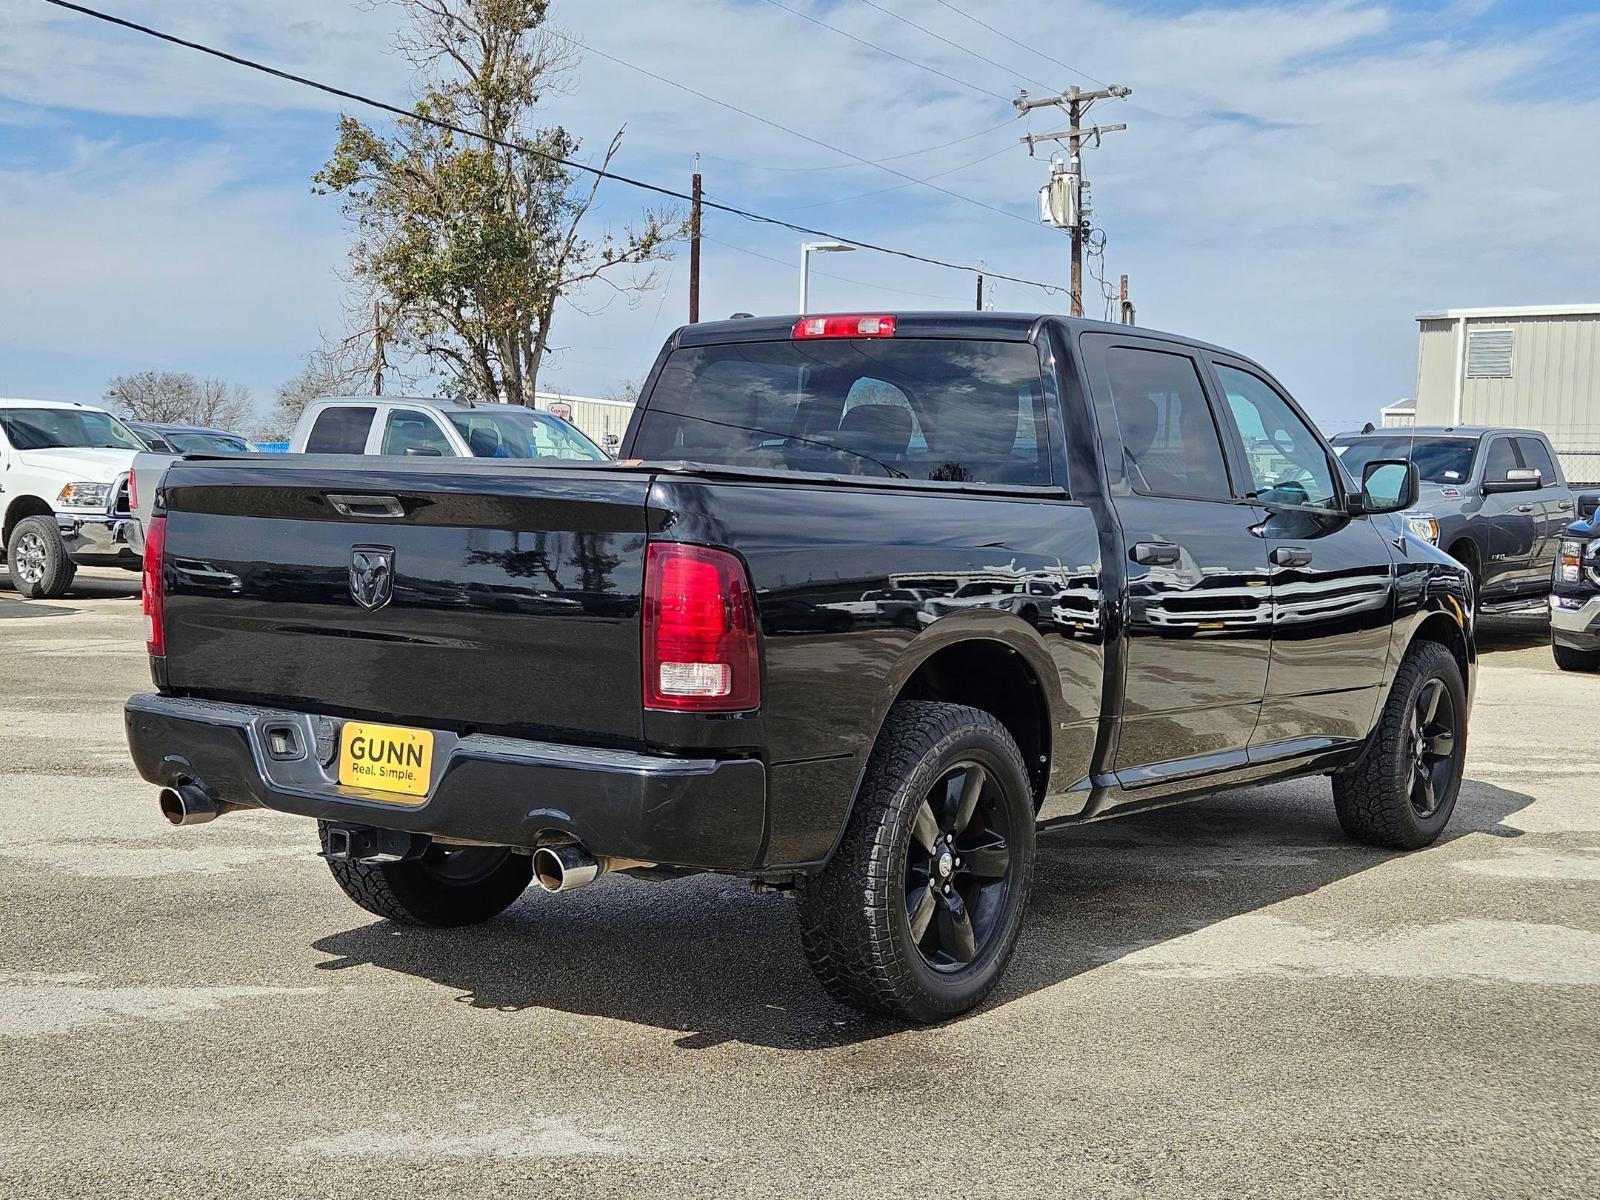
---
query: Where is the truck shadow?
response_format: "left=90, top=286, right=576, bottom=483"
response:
left=311, top=777, right=1533, bottom=1050
left=1475, top=612, right=1549, bottom=654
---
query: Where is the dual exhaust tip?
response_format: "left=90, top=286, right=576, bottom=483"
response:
left=159, top=785, right=639, bottom=894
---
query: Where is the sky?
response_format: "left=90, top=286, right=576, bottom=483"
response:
left=2, top=0, right=1599, bottom=433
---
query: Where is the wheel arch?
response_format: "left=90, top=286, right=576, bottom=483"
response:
left=869, top=625, right=1057, bottom=807
left=3, top=495, right=54, bottom=545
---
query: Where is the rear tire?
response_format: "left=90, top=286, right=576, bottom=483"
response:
left=318, top=824, right=532, bottom=927
left=797, top=701, right=1036, bottom=1023
left=6, top=515, right=75, bottom=599
left=1552, top=637, right=1600, bottom=672
left=1333, top=641, right=1467, bottom=850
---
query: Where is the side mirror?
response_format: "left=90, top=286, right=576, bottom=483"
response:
left=403, top=446, right=444, bottom=457
left=1359, top=459, right=1418, bottom=515
left=1482, top=467, right=1541, bottom=495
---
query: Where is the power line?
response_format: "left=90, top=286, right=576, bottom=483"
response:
left=854, top=0, right=1052, bottom=93
left=551, top=28, right=1036, bottom=228
left=697, top=116, right=1019, bottom=174
left=768, top=141, right=1018, bottom=214
left=755, top=0, right=1010, bottom=103
left=927, top=0, right=1111, bottom=89
left=701, top=234, right=971, bottom=305
left=41, top=0, right=1063, bottom=296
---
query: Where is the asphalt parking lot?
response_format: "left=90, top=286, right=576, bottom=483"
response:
left=1, top=568, right=1596, bottom=1198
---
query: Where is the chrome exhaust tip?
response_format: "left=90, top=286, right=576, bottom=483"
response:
left=158, top=784, right=222, bottom=827
left=532, top=844, right=601, bottom=893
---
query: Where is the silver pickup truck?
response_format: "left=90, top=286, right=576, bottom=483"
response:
left=1331, top=426, right=1583, bottom=614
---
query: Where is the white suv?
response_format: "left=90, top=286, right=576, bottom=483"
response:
left=1, top=398, right=144, bottom=598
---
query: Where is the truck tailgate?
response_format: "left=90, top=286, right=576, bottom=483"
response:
left=156, top=459, right=651, bottom=747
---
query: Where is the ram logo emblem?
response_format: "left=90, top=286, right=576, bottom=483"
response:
left=349, top=545, right=395, bottom=611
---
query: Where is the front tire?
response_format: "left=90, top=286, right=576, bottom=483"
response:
left=1333, top=641, right=1467, bottom=849
left=318, top=824, right=533, bottom=927
left=1552, top=636, right=1600, bottom=672
left=6, top=515, right=75, bottom=599
left=797, top=701, right=1036, bottom=1023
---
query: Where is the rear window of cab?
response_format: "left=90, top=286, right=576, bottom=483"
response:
left=631, top=338, right=1050, bottom=486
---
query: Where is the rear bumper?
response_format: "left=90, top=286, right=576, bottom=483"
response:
left=1550, top=593, right=1600, bottom=649
left=58, top=513, right=140, bottom=566
left=124, top=694, right=767, bottom=871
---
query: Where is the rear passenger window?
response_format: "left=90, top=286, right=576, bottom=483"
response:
left=1101, top=347, right=1232, bottom=500
left=1515, top=437, right=1558, bottom=486
left=305, top=407, right=374, bottom=454
left=631, top=339, right=1051, bottom=486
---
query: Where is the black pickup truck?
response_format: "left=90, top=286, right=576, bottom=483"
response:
left=126, top=312, right=1475, bottom=1022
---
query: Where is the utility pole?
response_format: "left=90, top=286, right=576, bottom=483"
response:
left=1119, top=274, right=1136, bottom=325
left=688, top=157, right=703, bottom=323
left=975, top=272, right=984, bottom=312
left=372, top=299, right=384, bottom=396
left=1015, top=84, right=1130, bottom=317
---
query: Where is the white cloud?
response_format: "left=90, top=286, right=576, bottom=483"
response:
left=0, top=1, right=1597, bottom=425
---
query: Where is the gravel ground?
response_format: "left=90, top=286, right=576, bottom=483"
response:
left=1, top=569, right=1596, bottom=1198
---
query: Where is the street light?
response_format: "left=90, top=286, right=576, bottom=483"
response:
left=799, top=241, right=856, bottom=313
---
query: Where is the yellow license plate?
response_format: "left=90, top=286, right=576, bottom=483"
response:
left=338, top=721, right=435, bottom=801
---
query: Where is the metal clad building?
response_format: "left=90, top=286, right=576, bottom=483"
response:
left=531, top=390, right=636, bottom=452
left=1415, top=304, right=1600, bottom=482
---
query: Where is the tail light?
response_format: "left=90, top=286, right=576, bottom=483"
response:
left=792, top=314, right=896, bottom=339
left=127, top=470, right=138, bottom=513
left=142, top=515, right=167, bottom=655
left=642, top=542, right=760, bottom=711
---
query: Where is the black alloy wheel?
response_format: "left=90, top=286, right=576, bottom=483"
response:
left=903, top=762, right=1014, bottom=971
left=1333, top=640, right=1467, bottom=850
left=1405, top=678, right=1458, bottom=819
left=797, top=701, right=1036, bottom=1022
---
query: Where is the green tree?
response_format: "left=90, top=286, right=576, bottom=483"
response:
left=314, top=0, right=681, bottom=404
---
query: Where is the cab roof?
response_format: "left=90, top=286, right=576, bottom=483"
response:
left=668, top=311, right=1238, bottom=357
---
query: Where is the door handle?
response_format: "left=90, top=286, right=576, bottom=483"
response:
left=1558, top=500, right=1575, bottom=510
left=1270, top=546, right=1313, bottom=567
left=325, top=493, right=407, bottom=519
left=1515, top=504, right=1535, bottom=513
left=1130, top=541, right=1180, bottom=566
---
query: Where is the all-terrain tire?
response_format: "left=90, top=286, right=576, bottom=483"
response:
left=6, top=515, right=75, bottom=599
left=1551, top=637, right=1600, bottom=672
left=1333, top=640, right=1467, bottom=850
left=318, top=824, right=533, bottom=926
left=797, top=701, right=1036, bottom=1023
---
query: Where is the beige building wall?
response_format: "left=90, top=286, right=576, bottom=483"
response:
left=1413, top=308, right=1600, bottom=481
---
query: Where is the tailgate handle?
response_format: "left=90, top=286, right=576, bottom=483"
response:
left=326, top=493, right=405, bottom=519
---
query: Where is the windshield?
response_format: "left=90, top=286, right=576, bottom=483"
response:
left=168, top=431, right=256, bottom=453
left=1334, top=435, right=1478, bottom=485
left=0, top=408, right=144, bottom=451
left=448, top=409, right=606, bottom=461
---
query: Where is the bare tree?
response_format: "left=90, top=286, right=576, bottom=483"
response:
left=105, top=370, right=254, bottom=429
left=254, top=341, right=371, bottom=442
left=314, top=0, right=684, bottom=405
left=191, top=379, right=255, bottom=431
left=104, top=371, right=199, bottom=423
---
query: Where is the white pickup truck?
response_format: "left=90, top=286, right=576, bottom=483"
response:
left=1, top=398, right=144, bottom=598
